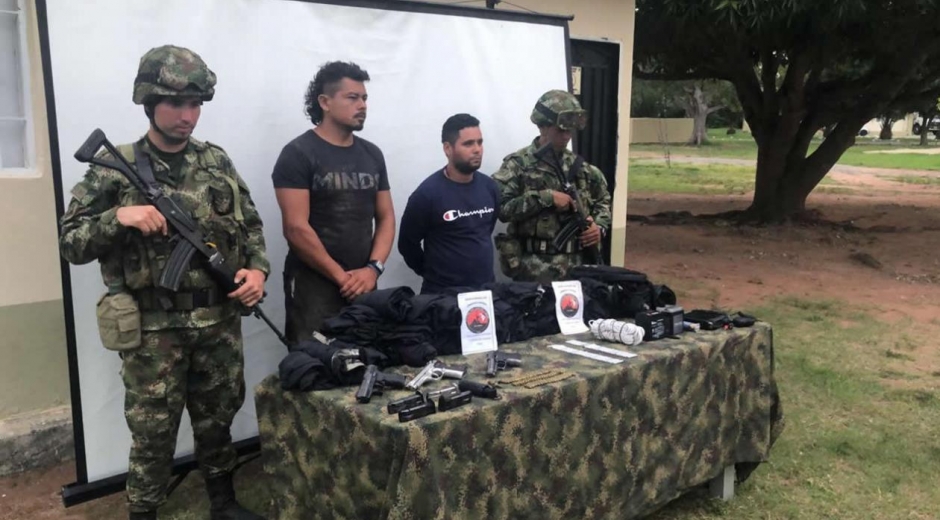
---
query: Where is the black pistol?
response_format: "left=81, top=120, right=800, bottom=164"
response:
left=356, top=365, right=407, bottom=404
left=485, top=351, right=522, bottom=377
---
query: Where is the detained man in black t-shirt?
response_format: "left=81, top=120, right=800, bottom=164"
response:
left=398, top=113, right=500, bottom=293
left=272, top=61, right=395, bottom=343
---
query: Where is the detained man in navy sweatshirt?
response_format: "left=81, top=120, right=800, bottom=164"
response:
left=398, top=114, right=500, bottom=293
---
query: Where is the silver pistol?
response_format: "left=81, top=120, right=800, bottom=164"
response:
left=405, top=360, right=466, bottom=390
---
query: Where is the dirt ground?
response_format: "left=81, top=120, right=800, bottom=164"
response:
left=2, top=164, right=939, bottom=519
left=626, top=183, right=940, bottom=326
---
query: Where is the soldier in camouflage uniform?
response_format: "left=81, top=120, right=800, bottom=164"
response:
left=59, top=46, right=267, bottom=520
left=493, top=89, right=612, bottom=282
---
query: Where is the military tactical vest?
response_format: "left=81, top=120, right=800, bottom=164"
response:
left=504, top=147, right=591, bottom=240
left=100, top=139, right=248, bottom=301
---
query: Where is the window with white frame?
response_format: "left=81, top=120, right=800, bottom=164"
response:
left=0, top=0, right=32, bottom=171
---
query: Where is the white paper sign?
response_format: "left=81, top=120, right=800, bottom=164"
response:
left=458, top=290, right=498, bottom=355
left=552, top=281, right=590, bottom=334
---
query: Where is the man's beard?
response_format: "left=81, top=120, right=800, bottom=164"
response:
left=453, top=158, right=479, bottom=174
left=341, top=120, right=365, bottom=132
left=341, top=113, right=366, bottom=132
left=151, top=122, right=189, bottom=146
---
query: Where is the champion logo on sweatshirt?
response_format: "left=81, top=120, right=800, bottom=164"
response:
left=442, top=207, right=495, bottom=222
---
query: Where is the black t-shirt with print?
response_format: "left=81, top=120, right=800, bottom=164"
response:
left=272, top=130, right=390, bottom=270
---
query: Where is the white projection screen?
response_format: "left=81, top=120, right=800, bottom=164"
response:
left=39, top=0, right=571, bottom=500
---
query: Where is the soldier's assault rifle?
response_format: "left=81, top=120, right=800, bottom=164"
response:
left=74, top=128, right=289, bottom=348
left=534, top=144, right=601, bottom=265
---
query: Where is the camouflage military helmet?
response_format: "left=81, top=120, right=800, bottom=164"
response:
left=530, top=89, right=587, bottom=131
left=132, top=45, right=216, bottom=105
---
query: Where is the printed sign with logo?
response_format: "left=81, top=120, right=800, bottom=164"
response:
left=552, top=281, right=589, bottom=335
left=457, top=290, right=498, bottom=355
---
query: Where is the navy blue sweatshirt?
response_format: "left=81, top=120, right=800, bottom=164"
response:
left=398, top=169, right=500, bottom=293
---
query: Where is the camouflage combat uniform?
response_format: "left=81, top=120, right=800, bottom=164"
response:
left=58, top=46, right=268, bottom=518
left=493, top=89, right=612, bottom=283
left=493, top=143, right=611, bottom=282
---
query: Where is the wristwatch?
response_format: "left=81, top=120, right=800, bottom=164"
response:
left=367, top=259, right=385, bottom=276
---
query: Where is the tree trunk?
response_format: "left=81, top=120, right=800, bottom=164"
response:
left=747, top=121, right=861, bottom=222
left=689, top=112, right=708, bottom=145
left=683, top=85, right=713, bottom=146
left=879, top=118, right=894, bottom=140
left=920, top=108, right=938, bottom=146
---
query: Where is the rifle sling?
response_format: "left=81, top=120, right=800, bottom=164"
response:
left=568, top=155, right=584, bottom=185
left=131, top=144, right=216, bottom=260
left=132, top=144, right=159, bottom=190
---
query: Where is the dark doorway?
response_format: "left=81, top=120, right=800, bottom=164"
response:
left=571, top=38, right=620, bottom=263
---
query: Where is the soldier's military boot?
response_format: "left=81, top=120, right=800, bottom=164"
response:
left=205, top=472, right=265, bottom=520
left=129, top=510, right=157, bottom=520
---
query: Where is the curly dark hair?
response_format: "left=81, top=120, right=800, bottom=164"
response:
left=441, top=113, right=480, bottom=144
left=304, top=61, right=370, bottom=125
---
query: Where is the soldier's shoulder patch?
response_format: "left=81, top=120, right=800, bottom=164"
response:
left=70, top=183, right=88, bottom=201
left=204, top=141, right=234, bottom=168
left=205, top=140, right=227, bottom=153
left=584, top=162, right=606, bottom=180
left=502, top=151, right=526, bottom=166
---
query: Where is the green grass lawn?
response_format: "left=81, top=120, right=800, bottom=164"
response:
left=648, top=296, right=940, bottom=520
left=837, top=145, right=940, bottom=171
left=632, top=129, right=940, bottom=171
left=628, top=160, right=840, bottom=195
left=627, top=162, right=758, bottom=194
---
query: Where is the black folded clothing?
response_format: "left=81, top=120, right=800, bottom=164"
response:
left=322, top=282, right=561, bottom=361
left=684, top=309, right=733, bottom=330
left=279, top=338, right=388, bottom=392
left=322, top=299, right=437, bottom=367
left=353, top=286, right=415, bottom=322
left=568, top=265, right=675, bottom=319
left=407, top=293, right=461, bottom=328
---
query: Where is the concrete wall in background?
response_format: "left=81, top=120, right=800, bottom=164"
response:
left=0, top=0, right=69, bottom=421
left=630, top=118, right=695, bottom=144
left=861, top=113, right=918, bottom=138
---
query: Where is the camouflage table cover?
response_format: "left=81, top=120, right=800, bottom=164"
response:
left=255, top=323, right=783, bottom=520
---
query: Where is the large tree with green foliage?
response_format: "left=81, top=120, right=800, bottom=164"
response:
left=634, top=0, right=940, bottom=221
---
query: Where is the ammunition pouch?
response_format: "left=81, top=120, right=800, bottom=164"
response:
left=95, top=292, right=141, bottom=351
left=495, top=233, right=523, bottom=278
left=522, top=237, right=582, bottom=255
left=135, top=286, right=223, bottom=311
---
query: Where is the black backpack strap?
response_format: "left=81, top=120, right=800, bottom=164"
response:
left=567, top=155, right=584, bottom=185
left=132, top=143, right=158, bottom=189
